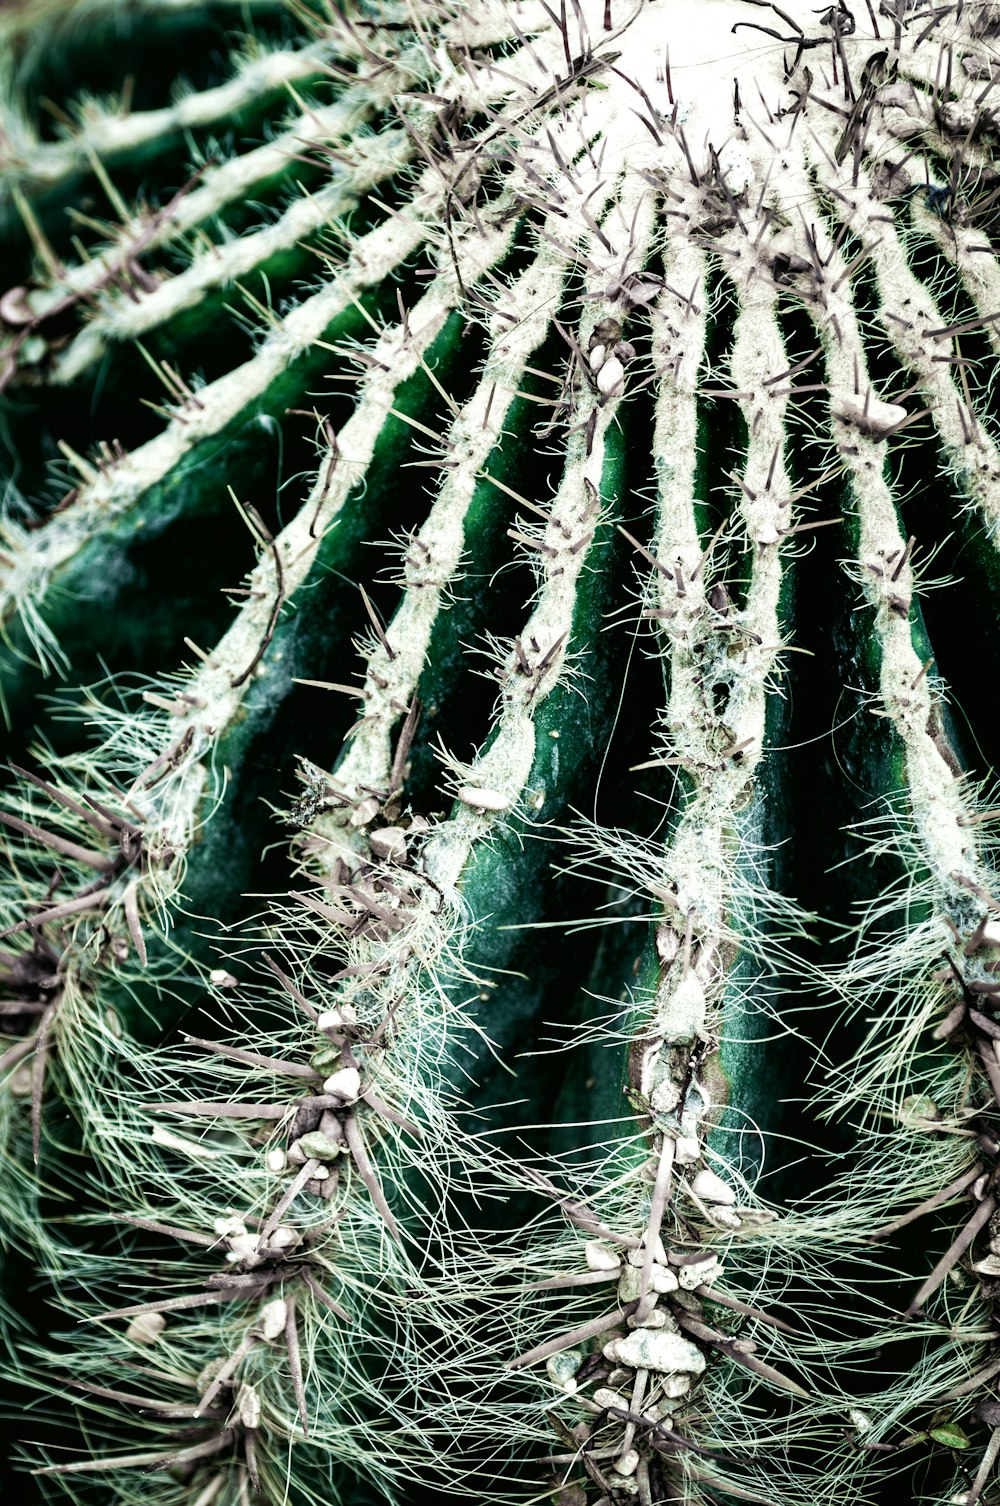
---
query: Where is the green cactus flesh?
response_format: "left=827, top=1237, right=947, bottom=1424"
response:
left=9, top=2, right=1000, bottom=1503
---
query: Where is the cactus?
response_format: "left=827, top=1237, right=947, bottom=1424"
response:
left=8, top=1, right=1000, bottom=1503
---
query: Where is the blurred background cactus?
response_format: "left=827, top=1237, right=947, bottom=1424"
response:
left=7, top=1, right=1000, bottom=1503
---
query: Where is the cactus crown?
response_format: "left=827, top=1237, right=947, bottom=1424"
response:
left=6, top=2, right=1000, bottom=1504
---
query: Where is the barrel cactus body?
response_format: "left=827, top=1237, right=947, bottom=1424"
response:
left=5, top=1, right=1000, bottom=1502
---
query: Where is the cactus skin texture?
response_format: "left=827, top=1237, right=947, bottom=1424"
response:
left=10, top=0, right=1000, bottom=1502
